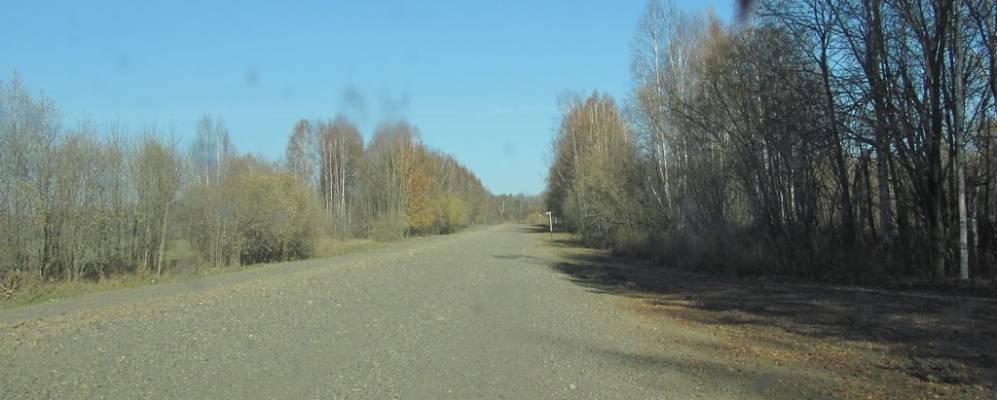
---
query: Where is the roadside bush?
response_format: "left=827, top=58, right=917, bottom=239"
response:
left=0, top=270, right=32, bottom=302
left=609, top=229, right=653, bottom=259
left=183, top=184, right=240, bottom=268
left=230, top=172, right=318, bottom=264
left=437, top=193, right=470, bottom=233
left=184, top=157, right=318, bottom=267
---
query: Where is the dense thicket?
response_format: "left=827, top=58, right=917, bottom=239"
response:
left=0, top=75, right=520, bottom=292
left=546, top=0, right=996, bottom=282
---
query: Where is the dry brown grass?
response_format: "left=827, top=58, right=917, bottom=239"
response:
left=544, top=232, right=997, bottom=400
left=1, top=236, right=385, bottom=310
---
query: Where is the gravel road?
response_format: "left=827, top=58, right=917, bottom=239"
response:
left=1, top=224, right=830, bottom=399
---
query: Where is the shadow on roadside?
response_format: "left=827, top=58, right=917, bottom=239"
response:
left=544, top=236, right=997, bottom=391
left=515, top=224, right=573, bottom=236
left=529, top=331, right=836, bottom=399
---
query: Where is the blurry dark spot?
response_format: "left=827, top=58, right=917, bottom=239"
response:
left=113, top=56, right=130, bottom=74
left=339, top=86, right=368, bottom=124
left=503, top=142, right=516, bottom=158
left=245, top=67, right=259, bottom=87
left=737, top=0, right=754, bottom=22
left=379, top=90, right=412, bottom=121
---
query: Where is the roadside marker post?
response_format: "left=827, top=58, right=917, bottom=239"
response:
left=545, top=211, right=553, bottom=240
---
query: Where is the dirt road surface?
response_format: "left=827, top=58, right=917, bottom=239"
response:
left=2, top=225, right=992, bottom=399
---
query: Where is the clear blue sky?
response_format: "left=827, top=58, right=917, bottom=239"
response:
left=1, top=0, right=732, bottom=195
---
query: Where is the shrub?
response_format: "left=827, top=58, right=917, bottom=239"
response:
left=437, top=193, right=470, bottom=233
left=184, top=159, right=318, bottom=267
left=230, top=172, right=318, bottom=264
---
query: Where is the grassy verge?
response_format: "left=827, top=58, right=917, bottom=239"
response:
left=3, top=274, right=158, bottom=310
left=1, top=237, right=386, bottom=310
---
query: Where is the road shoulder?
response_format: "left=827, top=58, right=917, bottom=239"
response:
left=536, top=229, right=997, bottom=400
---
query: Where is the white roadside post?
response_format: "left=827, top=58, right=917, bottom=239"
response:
left=545, top=211, right=553, bottom=240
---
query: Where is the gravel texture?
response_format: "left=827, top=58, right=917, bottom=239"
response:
left=1, top=224, right=829, bottom=399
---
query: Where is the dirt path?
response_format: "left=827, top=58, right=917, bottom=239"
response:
left=3, top=224, right=985, bottom=399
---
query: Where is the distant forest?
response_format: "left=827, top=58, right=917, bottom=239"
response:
left=0, top=74, right=541, bottom=288
left=546, top=0, right=996, bottom=282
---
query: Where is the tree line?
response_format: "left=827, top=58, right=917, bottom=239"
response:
left=546, top=0, right=996, bottom=282
left=0, top=74, right=530, bottom=293
left=283, top=117, right=502, bottom=240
